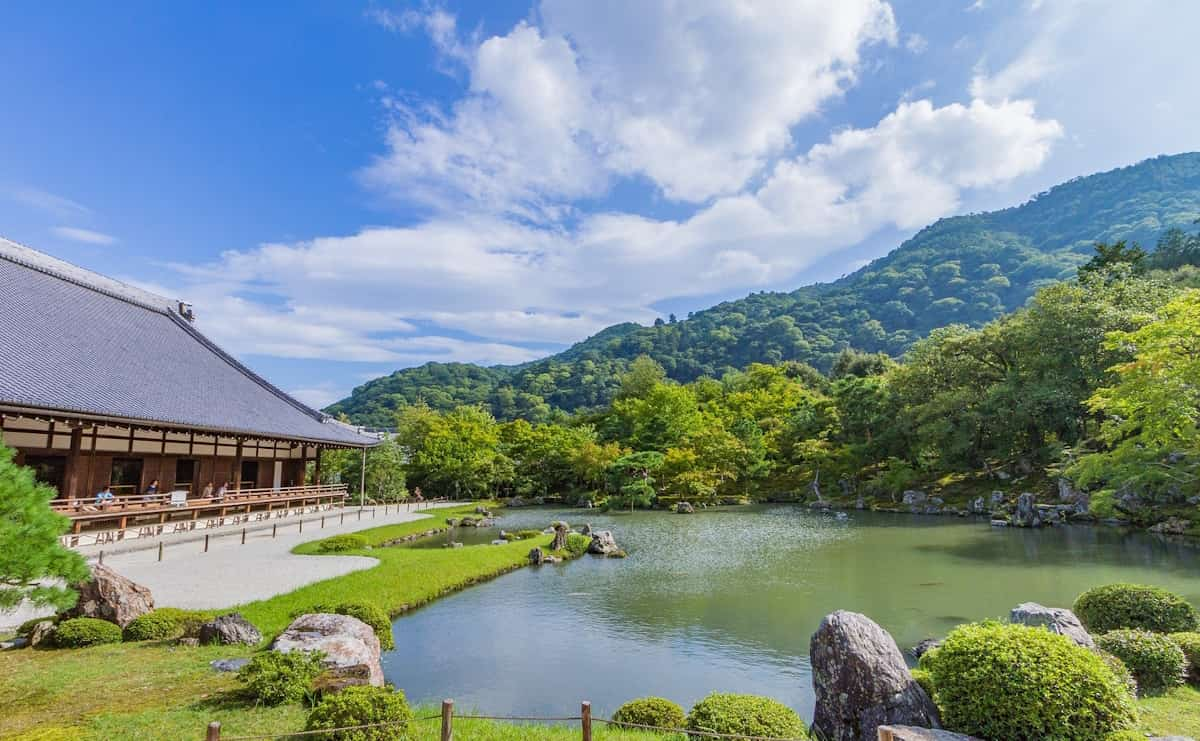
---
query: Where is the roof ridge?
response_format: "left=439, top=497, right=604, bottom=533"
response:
left=0, top=235, right=179, bottom=314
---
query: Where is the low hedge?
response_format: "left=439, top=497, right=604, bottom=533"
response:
left=305, top=685, right=412, bottom=741
left=686, top=693, right=808, bottom=740
left=53, top=618, right=123, bottom=648
left=612, top=696, right=686, bottom=731
left=237, top=651, right=325, bottom=705
left=315, top=534, right=368, bottom=553
left=1096, top=649, right=1139, bottom=698
left=1169, top=632, right=1200, bottom=683
left=122, top=608, right=209, bottom=641
left=562, top=533, right=591, bottom=558
left=1096, top=629, right=1187, bottom=694
left=920, top=622, right=1137, bottom=739
left=1074, top=583, right=1199, bottom=634
left=910, top=668, right=936, bottom=700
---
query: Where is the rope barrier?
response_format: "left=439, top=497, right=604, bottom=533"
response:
left=215, top=710, right=809, bottom=740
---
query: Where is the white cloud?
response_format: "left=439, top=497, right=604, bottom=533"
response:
left=905, top=33, right=928, bottom=54
left=365, top=0, right=898, bottom=213
left=967, top=0, right=1200, bottom=183
left=8, top=186, right=92, bottom=218
left=51, top=226, right=117, bottom=245
left=288, top=383, right=347, bottom=409
left=176, top=95, right=1059, bottom=366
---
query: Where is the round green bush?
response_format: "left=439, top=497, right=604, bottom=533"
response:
left=237, top=650, right=325, bottom=705
left=305, top=685, right=412, bottom=741
left=316, top=534, right=368, bottom=553
left=1074, top=583, right=1199, bottom=634
left=1096, top=629, right=1187, bottom=695
left=122, top=608, right=209, bottom=641
left=686, top=693, right=808, bottom=740
left=612, top=696, right=686, bottom=731
left=1096, top=649, right=1139, bottom=698
left=921, top=622, right=1137, bottom=739
left=53, top=618, right=122, bottom=648
left=910, top=668, right=936, bottom=700
left=1169, top=632, right=1200, bottom=683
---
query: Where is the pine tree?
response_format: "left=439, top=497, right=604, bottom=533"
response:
left=0, top=438, right=89, bottom=611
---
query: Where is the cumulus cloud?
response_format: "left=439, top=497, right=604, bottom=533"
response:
left=366, top=0, right=898, bottom=213
left=175, top=93, right=1060, bottom=366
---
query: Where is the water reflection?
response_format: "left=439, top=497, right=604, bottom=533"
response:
left=383, top=506, right=1200, bottom=721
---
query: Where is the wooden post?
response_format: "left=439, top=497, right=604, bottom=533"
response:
left=581, top=701, right=592, bottom=741
left=204, top=534, right=210, bottom=552
left=360, top=446, right=367, bottom=509
left=233, top=438, right=244, bottom=492
left=441, top=699, right=454, bottom=741
left=64, top=426, right=84, bottom=500
left=206, top=721, right=221, bottom=740
left=157, top=541, right=164, bottom=561
left=241, top=528, right=246, bottom=544
left=314, top=446, right=323, bottom=486
left=272, top=523, right=277, bottom=538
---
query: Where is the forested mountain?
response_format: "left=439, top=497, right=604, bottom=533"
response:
left=328, top=153, right=1200, bottom=427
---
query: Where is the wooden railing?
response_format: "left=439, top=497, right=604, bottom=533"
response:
left=55, top=484, right=350, bottom=545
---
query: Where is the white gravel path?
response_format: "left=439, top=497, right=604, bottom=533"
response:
left=102, top=502, right=463, bottom=609
left=0, top=503, right=464, bottom=628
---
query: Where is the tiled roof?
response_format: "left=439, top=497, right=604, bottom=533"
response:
left=0, top=237, right=376, bottom=447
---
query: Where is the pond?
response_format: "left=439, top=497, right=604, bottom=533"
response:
left=382, top=505, right=1200, bottom=723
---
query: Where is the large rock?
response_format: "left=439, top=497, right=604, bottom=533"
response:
left=63, top=564, right=154, bottom=627
left=811, top=611, right=940, bottom=741
left=271, top=613, right=383, bottom=686
left=28, top=620, right=57, bottom=648
left=675, top=501, right=696, bottom=514
left=877, top=727, right=982, bottom=741
left=528, top=546, right=546, bottom=565
left=550, top=522, right=569, bottom=550
left=313, top=665, right=374, bottom=695
left=1011, top=492, right=1042, bottom=528
left=1009, top=602, right=1094, bottom=649
left=199, top=613, right=262, bottom=646
left=587, top=530, right=621, bottom=556
left=901, top=490, right=927, bottom=506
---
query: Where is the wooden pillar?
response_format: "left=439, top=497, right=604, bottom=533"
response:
left=86, top=426, right=98, bottom=494
left=64, top=425, right=84, bottom=499
left=233, top=438, right=244, bottom=491
left=313, top=446, right=323, bottom=486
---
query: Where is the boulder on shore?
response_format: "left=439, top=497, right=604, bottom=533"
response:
left=1009, top=602, right=1094, bottom=649
left=1011, top=492, right=1042, bottom=528
left=811, top=610, right=940, bottom=741
left=910, top=638, right=942, bottom=660
left=550, top=522, right=570, bottom=551
left=901, top=490, right=927, bottom=506
left=62, top=564, right=154, bottom=627
left=587, top=530, right=621, bottom=556
left=28, top=620, right=57, bottom=648
left=528, top=547, right=545, bottom=565
left=199, top=613, right=262, bottom=646
left=271, top=613, right=383, bottom=686
left=675, top=501, right=696, bottom=514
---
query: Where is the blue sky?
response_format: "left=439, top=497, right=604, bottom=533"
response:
left=3, top=1, right=1198, bottom=408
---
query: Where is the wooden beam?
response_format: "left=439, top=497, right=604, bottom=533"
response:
left=64, top=425, right=84, bottom=500
left=233, top=438, right=244, bottom=491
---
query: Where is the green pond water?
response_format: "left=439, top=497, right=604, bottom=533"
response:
left=384, top=505, right=1200, bottom=722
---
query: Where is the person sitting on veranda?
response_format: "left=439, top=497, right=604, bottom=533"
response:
left=200, top=481, right=214, bottom=499
left=94, top=485, right=115, bottom=506
left=143, top=479, right=159, bottom=502
left=214, top=481, right=229, bottom=501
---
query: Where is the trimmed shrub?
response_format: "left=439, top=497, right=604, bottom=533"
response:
left=122, top=608, right=208, bottom=641
left=686, top=693, right=808, bottom=740
left=237, top=651, right=325, bottom=705
left=305, top=685, right=412, bottom=741
left=1096, top=649, right=1139, bottom=698
left=921, top=622, right=1137, bottom=739
left=502, top=529, right=544, bottom=541
left=16, top=615, right=59, bottom=636
left=612, top=697, right=686, bottom=731
left=1074, top=583, right=1199, bottom=634
left=315, top=534, right=368, bottom=553
left=563, top=533, right=591, bottom=558
left=910, top=668, right=936, bottom=700
left=1096, top=629, right=1187, bottom=694
left=53, top=617, right=122, bottom=648
left=1169, top=631, right=1200, bottom=683
left=1104, top=732, right=1150, bottom=741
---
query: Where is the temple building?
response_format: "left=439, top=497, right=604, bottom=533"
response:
left=0, top=237, right=377, bottom=537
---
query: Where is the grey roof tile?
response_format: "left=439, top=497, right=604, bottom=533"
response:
left=0, top=237, right=375, bottom=447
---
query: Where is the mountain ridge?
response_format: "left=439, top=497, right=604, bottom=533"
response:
left=328, top=152, right=1200, bottom=427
